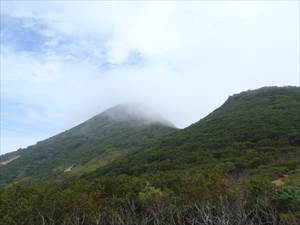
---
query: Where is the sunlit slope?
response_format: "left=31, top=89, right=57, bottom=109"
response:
left=0, top=104, right=176, bottom=185
left=94, top=86, right=300, bottom=176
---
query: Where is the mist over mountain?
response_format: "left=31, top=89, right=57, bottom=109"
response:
left=102, top=103, right=175, bottom=127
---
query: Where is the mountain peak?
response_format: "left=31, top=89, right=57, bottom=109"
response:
left=101, top=103, right=174, bottom=127
left=226, top=86, right=299, bottom=103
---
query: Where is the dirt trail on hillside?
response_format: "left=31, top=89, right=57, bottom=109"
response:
left=0, top=155, right=20, bottom=166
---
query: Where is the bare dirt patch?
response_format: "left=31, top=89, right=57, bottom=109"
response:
left=271, top=175, right=288, bottom=187
left=0, top=155, right=20, bottom=166
left=64, top=165, right=75, bottom=172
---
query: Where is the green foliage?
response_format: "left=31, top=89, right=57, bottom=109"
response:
left=269, top=186, right=300, bottom=211
left=138, top=184, right=168, bottom=204
left=0, top=121, right=175, bottom=185
left=1, top=172, right=300, bottom=225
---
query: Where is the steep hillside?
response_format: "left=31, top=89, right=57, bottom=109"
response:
left=92, top=86, right=300, bottom=176
left=0, top=104, right=176, bottom=185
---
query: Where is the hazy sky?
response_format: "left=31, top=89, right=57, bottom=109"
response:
left=0, top=1, right=299, bottom=154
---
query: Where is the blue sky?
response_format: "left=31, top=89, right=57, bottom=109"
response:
left=0, top=1, right=299, bottom=154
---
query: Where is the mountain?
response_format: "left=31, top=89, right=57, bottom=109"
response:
left=1, top=86, right=299, bottom=185
left=0, top=104, right=176, bottom=185
left=86, top=86, right=300, bottom=176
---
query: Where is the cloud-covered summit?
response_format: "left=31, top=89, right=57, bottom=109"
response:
left=102, top=103, right=175, bottom=127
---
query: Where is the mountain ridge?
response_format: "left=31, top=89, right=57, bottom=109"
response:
left=1, top=86, right=299, bottom=185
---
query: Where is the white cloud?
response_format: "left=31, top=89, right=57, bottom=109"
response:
left=0, top=1, right=299, bottom=154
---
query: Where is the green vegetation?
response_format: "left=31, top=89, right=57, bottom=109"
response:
left=0, top=86, right=300, bottom=224
left=0, top=110, right=176, bottom=185
left=1, top=171, right=300, bottom=225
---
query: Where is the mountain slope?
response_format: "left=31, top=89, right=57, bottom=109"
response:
left=0, top=104, right=176, bottom=185
left=1, top=86, right=299, bottom=185
left=90, top=86, right=300, bottom=176
left=185, top=86, right=300, bottom=146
